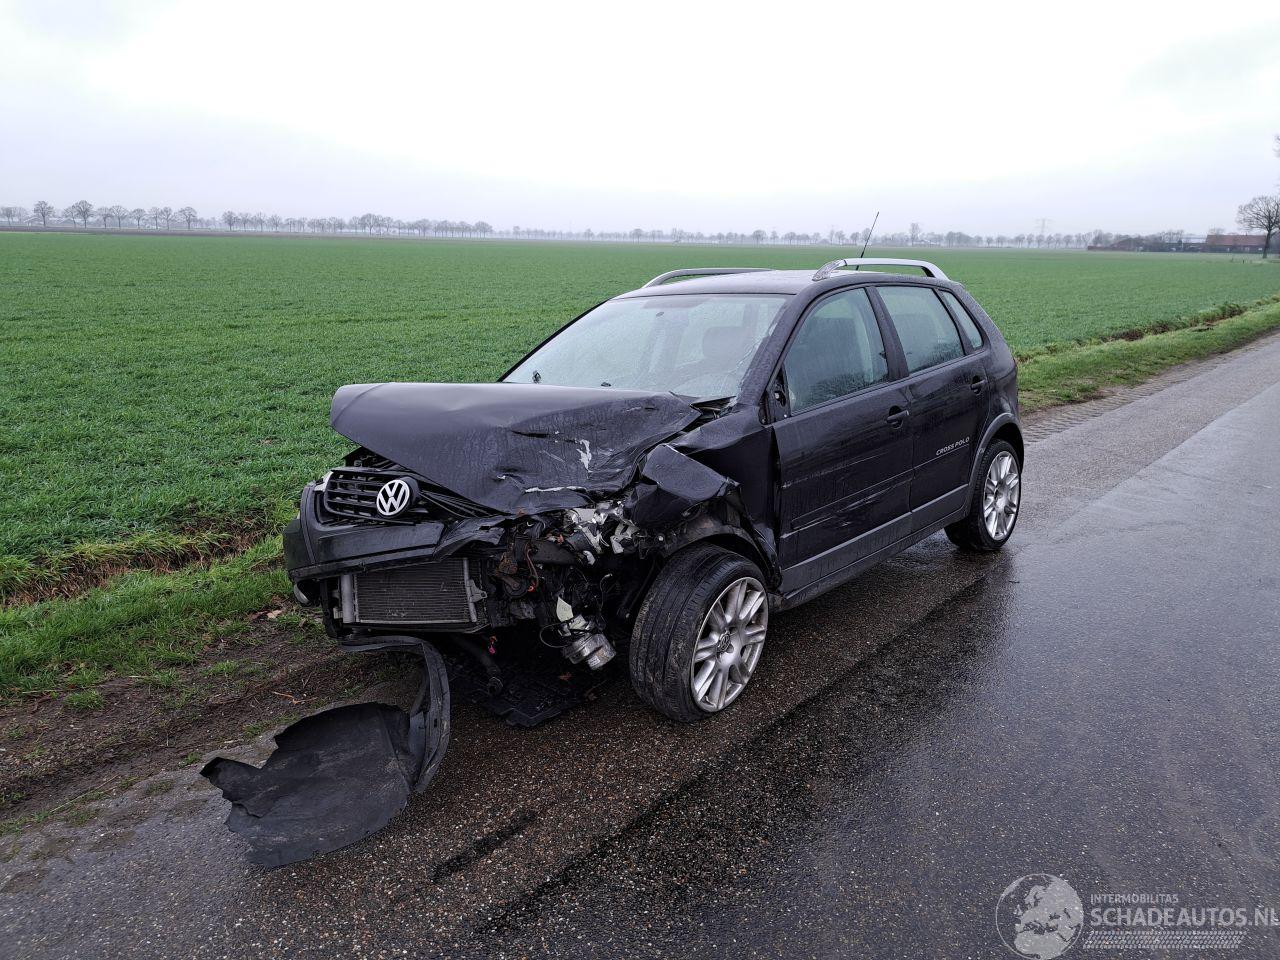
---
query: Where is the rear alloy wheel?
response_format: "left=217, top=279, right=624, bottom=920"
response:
left=630, top=544, right=769, bottom=722
left=982, top=450, right=1021, bottom=541
left=945, top=439, right=1021, bottom=552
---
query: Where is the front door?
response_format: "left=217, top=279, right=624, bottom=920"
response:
left=873, top=284, right=988, bottom=528
left=771, top=287, right=914, bottom=589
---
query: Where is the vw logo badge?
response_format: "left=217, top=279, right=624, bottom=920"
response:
left=375, top=477, right=417, bottom=518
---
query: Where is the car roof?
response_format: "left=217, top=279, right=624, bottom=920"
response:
left=613, top=268, right=953, bottom=299
left=614, top=270, right=815, bottom=296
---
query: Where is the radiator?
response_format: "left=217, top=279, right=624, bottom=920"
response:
left=340, top=558, right=483, bottom=626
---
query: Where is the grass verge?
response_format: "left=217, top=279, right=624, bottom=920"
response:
left=0, top=508, right=283, bottom=606
left=0, top=539, right=289, bottom=697
left=1018, top=297, right=1280, bottom=411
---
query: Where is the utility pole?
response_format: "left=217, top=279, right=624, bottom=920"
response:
left=1032, top=218, right=1051, bottom=248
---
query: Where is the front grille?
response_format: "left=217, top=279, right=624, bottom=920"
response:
left=342, top=559, right=483, bottom=625
left=321, top=466, right=490, bottom=525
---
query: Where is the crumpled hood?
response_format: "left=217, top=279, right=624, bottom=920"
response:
left=330, top=382, right=703, bottom=513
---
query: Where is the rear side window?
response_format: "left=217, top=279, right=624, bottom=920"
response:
left=877, top=286, right=965, bottom=373
left=783, top=288, right=888, bottom=413
left=939, top=290, right=984, bottom=350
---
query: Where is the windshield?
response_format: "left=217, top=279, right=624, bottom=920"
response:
left=504, top=294, right=790, bottom=399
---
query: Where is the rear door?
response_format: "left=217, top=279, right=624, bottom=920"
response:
left=872, top=284, right=988, bottom=529
left=771, top=287, right=913, bottom=587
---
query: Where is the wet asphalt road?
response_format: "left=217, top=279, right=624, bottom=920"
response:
left=4, top=334, right=1280, bottom=959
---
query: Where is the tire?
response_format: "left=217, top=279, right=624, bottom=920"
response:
left=945, top=439, right=1022, bottom=552
left=629, top=544, right=769, bottom=723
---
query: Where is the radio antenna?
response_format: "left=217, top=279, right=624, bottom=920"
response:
left=854, top=211, right=880, bottom=269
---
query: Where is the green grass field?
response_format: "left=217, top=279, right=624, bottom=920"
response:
left=2, top=232, right=1278, bottom=698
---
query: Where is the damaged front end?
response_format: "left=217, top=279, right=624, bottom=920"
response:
left=283, top=382, right=775, bottom=674
left=287, top=460, right=637, bottom=673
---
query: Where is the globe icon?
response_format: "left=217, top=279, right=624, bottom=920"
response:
left=996, top=874, right=1084, bottom=959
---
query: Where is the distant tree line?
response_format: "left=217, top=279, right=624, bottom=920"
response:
left=1, top=200, right=201, bottom=230
left=0, top=201, right=501, bottom=239
left=0, top=196, right=1274, bottom=255
left=0, top=202, right=1117, bottom=249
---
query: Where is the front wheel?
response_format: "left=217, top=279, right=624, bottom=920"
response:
left=629, top=545, right=769, bottom=723
left=945, top=440, right=1021, bottom=552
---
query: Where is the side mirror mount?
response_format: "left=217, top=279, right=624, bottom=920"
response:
left=766, top=377, right=788, bottom=421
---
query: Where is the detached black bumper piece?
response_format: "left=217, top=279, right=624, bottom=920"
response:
left=201, top=639, right=450, bottom=868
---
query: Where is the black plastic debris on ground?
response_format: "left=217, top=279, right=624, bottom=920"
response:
left=202, top=640, right=449, bottom=868
left=443, top=640, right=612, bottom=728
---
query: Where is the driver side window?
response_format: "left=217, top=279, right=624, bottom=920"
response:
left=783, top=288, right=888, bottom=413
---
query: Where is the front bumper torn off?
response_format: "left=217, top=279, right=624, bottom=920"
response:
left=201, top=637, right=450, bottom=868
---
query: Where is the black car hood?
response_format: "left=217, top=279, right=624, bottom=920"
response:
left=330, top=382, right=704, bottom=513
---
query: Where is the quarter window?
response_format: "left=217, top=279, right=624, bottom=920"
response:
left=939, top=290, right=984, bottom=350
left=877, top=286, right=965, bottom=373
left=783, top=288, right=888, bottom=413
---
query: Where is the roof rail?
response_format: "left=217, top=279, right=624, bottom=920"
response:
left=642, top=267, right=771, bottom=288
left=812, top=258, right=949, bottom=281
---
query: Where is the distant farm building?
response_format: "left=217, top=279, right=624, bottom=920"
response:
left=1089, top=233, right=1267, bottom=254
left=1189, top=234, right=1268, bottom=254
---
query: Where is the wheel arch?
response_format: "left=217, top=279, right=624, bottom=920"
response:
left=657, top=520, right=777, bottom=586
left=990, top=420, right=1024, bottom=467
left=965, top=414, right=1024, bottom=505
left=613, top=520, right=776, bottom=632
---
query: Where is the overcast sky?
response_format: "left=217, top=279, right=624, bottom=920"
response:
left=2, top=0, right=1278, bottom=236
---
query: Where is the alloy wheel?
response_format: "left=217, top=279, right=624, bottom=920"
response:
left=982, top=451, right=1021, bottom=540
left=690, top=576, right=768, bottom=713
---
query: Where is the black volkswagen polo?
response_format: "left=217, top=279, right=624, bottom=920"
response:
left=284, top=258, right=1023, bottom=722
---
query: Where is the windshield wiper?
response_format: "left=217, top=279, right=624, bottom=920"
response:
left=672, top=393, right=735, bottom=419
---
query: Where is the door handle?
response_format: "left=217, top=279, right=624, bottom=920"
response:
left=969, top=375, right=987, bottom=394
left=885, top=407, right=910, bottom=428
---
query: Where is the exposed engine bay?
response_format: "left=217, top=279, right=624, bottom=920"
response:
left=283, top=381, right=779, bottom=678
